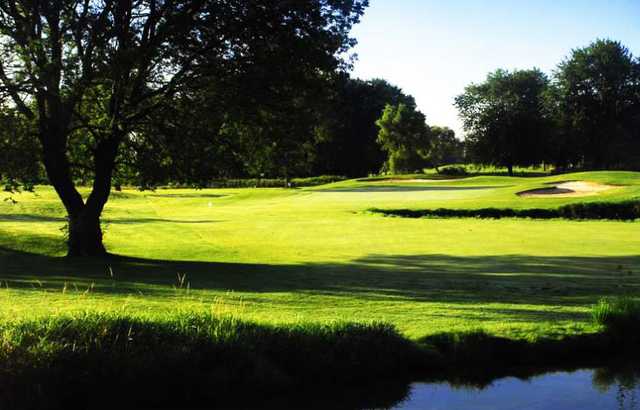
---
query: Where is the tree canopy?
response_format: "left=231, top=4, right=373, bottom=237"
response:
left=553, top=39, right=640, bottom=169
left=424, top=126, right=464, bottom=172
left=314, top=76, right=418, bottom=177
left=376, top=103, right=431, bottom=174
left=455, top=68, right=551, bottom=175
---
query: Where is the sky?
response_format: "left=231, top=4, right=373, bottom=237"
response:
left=350, top=0, right=640, bottom=138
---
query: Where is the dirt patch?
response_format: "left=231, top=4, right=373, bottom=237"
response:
left=517, top=181, right=620, bottom=197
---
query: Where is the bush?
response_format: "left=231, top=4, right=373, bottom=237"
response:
left=438, top=165, right=468, bottom=176
left=370, top=200, right=640, bottom=221
left=558, top=201, right=640, bottom=220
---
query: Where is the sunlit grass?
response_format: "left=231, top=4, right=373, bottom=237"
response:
left=0, top=170, right=639, bottom=340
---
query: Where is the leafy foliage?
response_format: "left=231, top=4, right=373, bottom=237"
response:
left=0, top=0, right=368, bottom=254
left=552, top=39, right=640, bottom=169
left=376, top=103, right=431, bottom=174
left=455, top=68, right=552, bottom=175
left=425, top=126, right=465, bottom=171
left=314, top=76, right=419, bottom=177
left=0, top=107, right=41, bottom=192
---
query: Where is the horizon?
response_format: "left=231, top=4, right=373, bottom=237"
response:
left=350, top=0, right=640, bottom=138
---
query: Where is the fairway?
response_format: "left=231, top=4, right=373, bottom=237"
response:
left=1, top=171, right=639, bottom=340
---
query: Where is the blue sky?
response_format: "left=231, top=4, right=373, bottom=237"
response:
left=350, top=0, right=640, bottom=137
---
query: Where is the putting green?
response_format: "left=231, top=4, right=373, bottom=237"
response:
left=0, top=170, right=639, bottom=339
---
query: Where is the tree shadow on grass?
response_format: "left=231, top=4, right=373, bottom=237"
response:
left=145, top=193, right=228, bottom=198
left=0, top=213, right=221, bottom=224
left=1, top=236, right=638, bottom=314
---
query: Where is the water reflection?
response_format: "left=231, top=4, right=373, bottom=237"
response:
left=183, top=364, right=640, bottom=409
left=390, top=366, right=640, bottom=410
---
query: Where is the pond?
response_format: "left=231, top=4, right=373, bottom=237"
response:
left=247, top=365, right=640, bottom=410
left=391, top=367, right=640, bottom=410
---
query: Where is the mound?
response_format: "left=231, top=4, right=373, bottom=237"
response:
left=517, top=181, right=620, bottom=197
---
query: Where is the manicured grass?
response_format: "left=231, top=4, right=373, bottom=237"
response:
left=0, top=171, right=639, bottom=341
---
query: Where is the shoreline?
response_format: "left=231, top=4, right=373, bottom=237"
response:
left=1, top=313, right=638, bottom=409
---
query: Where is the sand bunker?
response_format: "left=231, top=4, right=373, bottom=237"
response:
left=517, top=181, right=620, bottom=198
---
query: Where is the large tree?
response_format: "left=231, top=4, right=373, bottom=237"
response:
left=553, top=39, right=640, bottom=169
left=0, top=0, right=367, bottom=256
left=455, top=68, right=551, bottom=176
left=313, top=76, right=417, bottom=177
left=375, top=103, right=431, bottom=174
left=424, top=126, right=464, bottom=172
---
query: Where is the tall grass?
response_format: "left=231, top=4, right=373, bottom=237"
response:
left=592, top=297, right=640, bottom=332
left=0, top=312, right=422, bottom=409
left=2, top=304, right=640, bottom=408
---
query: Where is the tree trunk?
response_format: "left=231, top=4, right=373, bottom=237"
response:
left=68, top=137, right=120, bottom=257
left=283, top=166, right=289, bottom=188
left=507, top=164, right=514, bottom=176
left=67, top=208, right=106, bottom=257
left=39, top=125, right=119, bottom=257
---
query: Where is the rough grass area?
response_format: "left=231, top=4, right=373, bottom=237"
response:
left=592, top=297, right=640, bottom=332
left=1, top=310, right=639, bottom=408
left=0, top=313, right=422, bottom=409
left=370, top=200, right=640, bottom=220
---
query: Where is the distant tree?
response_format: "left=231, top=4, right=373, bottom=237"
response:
left=425, top=126, right=464, bottom=172
left=455, top=68, right=552, bottom=176
left=0, top=106, right=41, bottom=191
left=313, top=76, right=417, bottom=177
left=0, top=1, right=368, bottom=256
left=375, top=103, right=431, bottom=174
left=553, top=39, right=640, bottom=169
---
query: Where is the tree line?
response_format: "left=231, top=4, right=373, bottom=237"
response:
left=375, top=38, right=640, bottom=176
left=456, top=39, right=640, bottom=175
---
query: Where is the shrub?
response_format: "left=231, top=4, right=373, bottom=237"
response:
left=438, top=165, right=468, bottom=176
left=370, top=200, right=640, bottom=221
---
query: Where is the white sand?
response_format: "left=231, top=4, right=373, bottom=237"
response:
left=518, top=181, right=620, bottom=197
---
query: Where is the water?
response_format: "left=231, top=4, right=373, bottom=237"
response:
left=391, top=367, right=640, bottom=410
left=184, top=365, right=640, bottom=409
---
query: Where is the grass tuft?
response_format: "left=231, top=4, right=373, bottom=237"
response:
left=592, top=297, right=640, bottom=332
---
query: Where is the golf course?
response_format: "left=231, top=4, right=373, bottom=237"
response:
left=1, top=170, right=638, bottom=340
